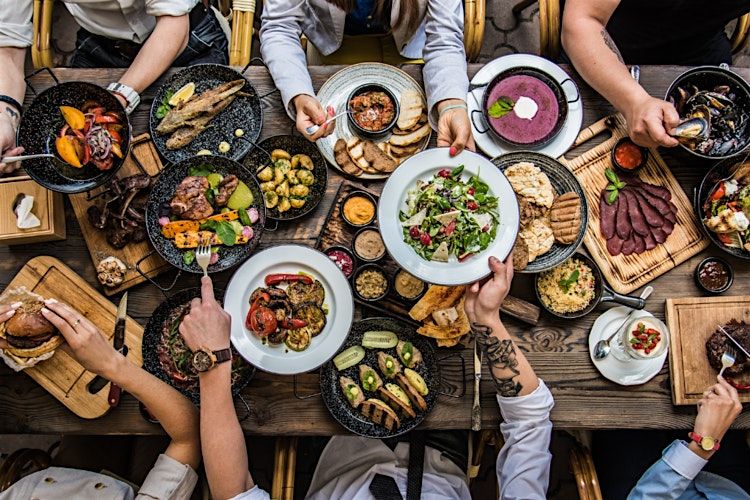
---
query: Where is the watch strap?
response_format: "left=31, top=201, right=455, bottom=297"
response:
left=688, top=431, right=721, bottom=451
left=213, top=348, right=232, bottom=364
left=107, top=82, right=140, bottom=115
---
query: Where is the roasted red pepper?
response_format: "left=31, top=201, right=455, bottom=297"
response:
left=246, top=306, right=277, bottom=336
left=95, top=115, right=120, bottom=124
left=264, top=274, right=313, bottom=286
left=82, top=143, right=91, bottom=165
left=279, top=318, right=307, bottom=330
left=710, top=183, right=726, bottom=202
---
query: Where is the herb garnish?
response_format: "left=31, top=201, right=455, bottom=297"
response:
left=155, top=90, right=174, bottom=119
left=487, top=97, right=515, bottom=119
left=604, top=168, right=627, bottom=204
left=558, top=269, right=580, bottom=293
left=200, top=219, right=236, bottom=246
left=188, top=164, right=213, bottom=177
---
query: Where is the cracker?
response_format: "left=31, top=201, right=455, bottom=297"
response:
left=549, top=192, right=582, bottom=245
left=505, top=162, right=555, bottom=208
left=519, top=217, right=554, bottom=262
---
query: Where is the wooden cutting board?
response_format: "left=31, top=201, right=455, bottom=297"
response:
left=3, top=256, right=144, bottom=418
left=559, top=114, right=708, bottom=294
left=665, top=295, right=750, bottom=405
left=69, top=133, right=170, bottom=296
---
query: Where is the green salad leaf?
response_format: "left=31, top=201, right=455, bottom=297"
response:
left=183, top=250, right=196, bottom=265
left=200, top=220, right=236, bottom=246
left=487, top=96, right=514, bottom=119
left=155, top=90, right=174, bottom=119
left=188, top=164, right=213, bottom=177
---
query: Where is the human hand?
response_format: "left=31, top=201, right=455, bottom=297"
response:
left=694, top=376, right=743, bottom=445
left=40, top=300, right=123, bottom=379
left=623, top=94, right=680, bottom=148
left=0, top=302, right=23, bottom=348
left=464, top=255, right=514, bottom=325
left=179, top=276, right=231, bottom=352
left=294, top=94, right=334, bottom=141
left=437, top=99, right=475, bottom=156
left=0, top=109, right=23, bottom=175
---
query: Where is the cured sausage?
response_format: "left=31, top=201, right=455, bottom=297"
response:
left=606, top=234, right=625, bottom=255
left=624, top=190, right=650, bottom=236
left=616, top=190, right=632, bottom=240
left=600, top=189, right=619, bottom=239
left=629, top=188, right=665, bottom=227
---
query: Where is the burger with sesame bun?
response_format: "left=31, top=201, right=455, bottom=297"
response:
left=0, top=287, right=64, bottom=360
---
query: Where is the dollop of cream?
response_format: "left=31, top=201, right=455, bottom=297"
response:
left=513, top=96, right=538, bottom=120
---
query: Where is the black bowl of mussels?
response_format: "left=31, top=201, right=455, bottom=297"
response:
left=666, top=65, right=750, bottom=160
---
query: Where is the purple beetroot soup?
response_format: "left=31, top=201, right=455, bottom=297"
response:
left=487, top=75, right=559, bottom=145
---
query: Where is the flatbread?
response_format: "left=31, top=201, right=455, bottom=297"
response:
left=409, top=285, right=466, bottom=321
left=519, top=217, right=554, bottom=262
left=389, top=124, right=431, bottom=147
left=512, top=236, right=529, bottom=271
left=363, top=140, right=398, bottom=173
left=505, top=162, right=555, bottom=208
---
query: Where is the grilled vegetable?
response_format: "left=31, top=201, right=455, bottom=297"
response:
left=377, top=352, right=402, bottom=379
left=404, top=368, right=428, bottom=396
left=359, top=364, right=383, bottom=391
left=340, top=376, right=365, bottom=409
left=293, top=303, right=326, bottom=337
left=362, top=331, right=398, bottom=349
left=334, top=345, right=366, bottom=371
left=265, top=274, right=313, bottom=286
left=285, top=328, right=311, bottom=351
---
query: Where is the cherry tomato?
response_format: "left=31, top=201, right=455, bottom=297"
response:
left=710, top=183, right=726, bottom=202
left=466, top=201, right=478, bottom=211
left=468, top=187, right=475, bottom=195
left=409, top=226, right=420, bottom=239
left=444, top=220, right=456, bottom=236
left=420, top=233, right=432, bottom=246
left=246, top=306, right=277, bottom=337
left=438, top=169, right=451, bottom=178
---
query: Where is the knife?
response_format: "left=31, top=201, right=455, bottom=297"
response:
left=471, top=338, right=482, bottom=431
left=87, top=292, right=129, bottom=396
left=107, top=292, right=128, bottom=407
left=718, top=325, right=750, bottom=358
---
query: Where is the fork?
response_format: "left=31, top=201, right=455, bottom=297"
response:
left=195, top=237, right=212, bottom=277
left=718, top=346, right=737, bottom=378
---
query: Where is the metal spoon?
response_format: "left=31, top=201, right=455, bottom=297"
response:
left=1, top=153, right=54, bottom=162
left=593, top=285, right=653, bottom=360
left=305, top=109, right=351, bottom=136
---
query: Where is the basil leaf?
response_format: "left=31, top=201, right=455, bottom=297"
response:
left=558, top=269, right=580, bottom=292
left=238, top=208, right=252, bottom=226
left=604, top=168, right=618, bottom=184
left=155, top=90, right=174, bottom=119
left=606, top=184, right=618, bottom=191
left=607, top=189, right=619, bottom=205
left=213, top=220, right=237, bottom=246
left=487, top=97, right=514, bottom=118
left=451, top=165, right=465, bottom=179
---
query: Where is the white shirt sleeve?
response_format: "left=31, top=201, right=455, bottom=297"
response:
left=228, top=485, right=271, bottom=500
left=136, top=454, right=199, bottom=500
left=0, top=0, right=32, bottom=48
left=145, top=0, right=199, bottom=18
left=495, top=379, right=555, bottom=500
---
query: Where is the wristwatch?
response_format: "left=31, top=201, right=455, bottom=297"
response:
left=107, top=82, right=140, bottom=115
left=688, top=431, right=721, bottom=451
left=191, top=347, right=232, bottom=372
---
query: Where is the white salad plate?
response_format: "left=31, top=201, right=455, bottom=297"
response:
left=467, top=54, right=583, bottom=159
left=589, top=307, right=669, bottom=386
left=225, top=245, right=354, bottom=375
left=378, top=148, right=520, bottom=286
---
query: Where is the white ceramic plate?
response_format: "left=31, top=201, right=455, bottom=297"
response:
left=589, top=307, right=669, bottom=386
left=378, top=148, right=520, bottom=286
left=316, top=62, right=430, bottom=180
left=225, top=245, right=354, bottom=374
left=467, top=54, right=583, bottom=159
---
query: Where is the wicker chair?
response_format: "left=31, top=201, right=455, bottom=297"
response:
left=539, top=0, right=750, bottom=61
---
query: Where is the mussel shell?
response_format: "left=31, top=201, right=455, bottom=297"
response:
left=674, top=117, right=709, bottom=140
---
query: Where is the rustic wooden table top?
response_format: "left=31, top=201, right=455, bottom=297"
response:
left=1, top=64, right=748, bottom=435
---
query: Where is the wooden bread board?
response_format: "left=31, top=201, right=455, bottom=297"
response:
left=3, top=256, right=144, bottom=418
left=559, top=114, right=708, bottom=294
left=0, top=174, right=66, bottom=245
left=69, top=133, right=170, bottom=296
left=315, top=181, right=541, bottom=326
left=665, top=295, right=750, bottom=405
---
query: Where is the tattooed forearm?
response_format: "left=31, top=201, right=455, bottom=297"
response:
left=472, top=322, right=522, bottom=397
left=4, top=106, right=19, bottom=125
left=600, top=28, right=623, bottom=63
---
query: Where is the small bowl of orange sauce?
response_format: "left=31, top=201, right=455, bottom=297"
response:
left=611, top=137, right=649, bottom=174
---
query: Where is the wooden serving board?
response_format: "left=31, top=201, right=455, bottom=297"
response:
left=315, top=181, right=541, bottom=326
left=3, top=256, right=144, bottom=418
left=665, top=295, right=750, bottom=405
left=69, top=134, right=170, bottom=296
left=559, top=114, right=708, bottom=294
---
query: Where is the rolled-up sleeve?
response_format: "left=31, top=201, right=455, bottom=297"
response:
left=496, top=379, right=554, bottom=500
left=628, top=440, right=707, bottom=500
left=145, top=0, right=198, bottom=17
left=260, top=0, right=315, bottom=120
left=422, top=0, right=469, bottom=129
left=136, top=453, right=199, bottom=500
left=0, top=0, right=32, bottom=48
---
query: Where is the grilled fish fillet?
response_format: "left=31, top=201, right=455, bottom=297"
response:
left=165, top=96, right=236, bottom=149
left=157, top=79, right=245, bottom=134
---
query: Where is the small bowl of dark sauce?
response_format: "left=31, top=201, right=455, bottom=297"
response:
left=612, top=137, right=649, bottom=174
left=695, top=257, right=733, bottom=294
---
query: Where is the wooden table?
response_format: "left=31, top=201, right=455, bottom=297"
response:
left=1, top=64, right=749, bottom=435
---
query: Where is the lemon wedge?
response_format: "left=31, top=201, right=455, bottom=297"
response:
left=169, top=82, right=195, bottom=106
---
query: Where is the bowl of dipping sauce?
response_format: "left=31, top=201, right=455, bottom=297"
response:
left=695, top=257, right=733, bottom=294
left=612, top=137, right=648, bottom=174
left=325, top=245, right=356, bottom=278
left=353, top=227, right=386, bottom=262
left=393, top=269, right=426, bottom=302
left=341, top=191, right=377, bottom=227
left=352, top=264, right=389, bottom=302
left=347, top=84, right=399, bottom=140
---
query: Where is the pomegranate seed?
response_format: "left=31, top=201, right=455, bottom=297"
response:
left=468, top=187, right=475, bottom=195
left=409, top=226, right=420, bottom=239
left=467, top=201, right=478, bottom=211
left=420, top=233, right=432, bottom=246
left=438, top=169, right=451, bottom=178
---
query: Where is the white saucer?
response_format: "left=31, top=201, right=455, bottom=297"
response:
left=467, top=54, right=583, bottom=159
left=588, top=307, right=669, bottom=386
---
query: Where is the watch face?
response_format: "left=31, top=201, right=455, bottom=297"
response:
left=192, top=351, right=213, bottom=372
left=701, top=437, right=716, bottom=451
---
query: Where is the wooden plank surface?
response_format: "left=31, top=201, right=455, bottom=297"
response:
left=1, top=64, right=750, bottom=435
left=666, top=295, right=750, bottom=405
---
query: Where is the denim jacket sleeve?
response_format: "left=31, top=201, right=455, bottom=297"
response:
left=628, top=440, right=708, bottom=500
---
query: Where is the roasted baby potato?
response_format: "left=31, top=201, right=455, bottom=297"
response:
left=296, top=169, right=314, bottom=186
left=257, top=166, right=273, bottom=182
left=290, top=197, right=306, bottom=209
left=278, top=197, right=291, bottom=213
left=286, top=169, right=299, bottom=185
left=291, top=154, right=313, bottom=170
left=260, top=181, right=276, bottom=192
left=275, top=181, right=290, bottom=198
left=271, top=149, right=291, bottom=161
left=264, top=191, right=279, bottom=209
left=290, top=184, right=309, bottom=197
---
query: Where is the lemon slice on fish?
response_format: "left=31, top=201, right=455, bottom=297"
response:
left=169, top=82, right=195, bottom=106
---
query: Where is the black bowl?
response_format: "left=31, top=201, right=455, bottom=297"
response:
left=144, top=155, right=266, bottom=274
left=340, top=190, right=378, bottom=228
left=352, top=226, right=386, bottom=263
left=611, top=137, right=649, bottom=174
left=243, top=135, right=328, bottom=221
left=346, top=83, right=400, bottom=140
left=392, top=268, right=427, bottom=303
left=149, top=64, right=262, bottom=164
left=665, top=65, right=750, bottom=160
left=323, top=245, right=358, bottom=279
left=351, top=263, right=390, bottom=302
left=694, top=257, right=734, bottom=294
left=17, top=81, right=131, bottom=193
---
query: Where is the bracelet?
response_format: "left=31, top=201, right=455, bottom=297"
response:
left=438, top=103, right=468, bottom=117
left=0, top=95, right=22, bottom=116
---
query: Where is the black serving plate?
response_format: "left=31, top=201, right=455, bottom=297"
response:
left=142, top=288, right=255, bottom=405
left=492, top=151, right=588, bottom=273
left=17, top=81, right=131, bottom=194
left=149, top=64, right=262, bottom=164
left=242, top=135, right=328, bottom=222
left=144, top=155, right=266, bottom=274
left=320, top=317, right=439, bottom=438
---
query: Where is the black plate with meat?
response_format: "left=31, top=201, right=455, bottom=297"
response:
left=149, top=64, right=262, bottom=165
left=320, top=317, right=439, bottom=438
left=243, top=135, right=328, bottom=222
left=18, top=80, right=132, bottom=193
left=142, top=288, right=255, bottom=405
left=145, top=155, right=266, bottom=273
